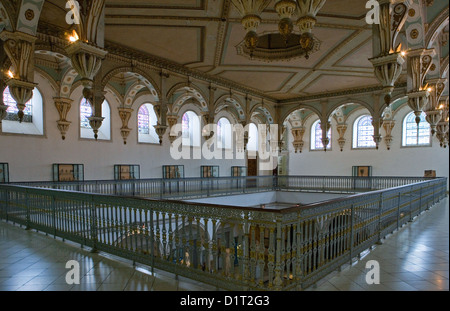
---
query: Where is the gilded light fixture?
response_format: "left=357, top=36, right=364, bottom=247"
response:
left=275, top=0, right=297, bottom=44
left=231, top=0, right=326, bottom=60
left=230, top=0, right=271, bottom=57
left=296, top=0, right=326, bottom=59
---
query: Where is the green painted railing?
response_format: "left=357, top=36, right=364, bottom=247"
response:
left=0, top=176, right=447, bottom=291
left=13, top=175, right=437, bottom=199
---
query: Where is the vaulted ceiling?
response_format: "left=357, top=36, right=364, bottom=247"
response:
left=34, top=0, right=449, bottom=102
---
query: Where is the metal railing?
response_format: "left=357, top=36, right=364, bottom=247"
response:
left=12, top=175, right=436, bottom=199
left=0, top=176, right=447, bottom=291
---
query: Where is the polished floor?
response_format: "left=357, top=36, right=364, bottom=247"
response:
left=0, top=198, right=448, bottom=291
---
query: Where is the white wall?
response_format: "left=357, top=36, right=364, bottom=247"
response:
left=0, top=73, right=245, bottom=182
left=286, top=106, right=449, bottom=184
left=1, top=73, right=448, bottom=184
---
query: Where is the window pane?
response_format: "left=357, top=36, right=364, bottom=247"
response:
left=311, top=120, right=331, bottom=150
left=80, top=98, right=92, bottom=129
left=138, top=105, right=150, bottom=134
left=356, top=116, right=376, bottom=148
left=403, top=112, right=430, bottom=146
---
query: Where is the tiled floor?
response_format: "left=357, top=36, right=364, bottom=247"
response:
left=0, top=221, right=217, bottom=291
left=0, top=198, right=448, bottom=291
left=309, top=197, right=449, bottom=291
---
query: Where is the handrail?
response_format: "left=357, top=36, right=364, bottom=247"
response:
left=9, top=175, right=438, bottom=201
left=0, top=176, right=447, bottom=291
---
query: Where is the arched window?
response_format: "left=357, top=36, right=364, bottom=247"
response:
left=247, top=123, right=259, bottom=152
left=311, top=120, right=331, bottom=150
left=182, top=111, right=200, bottom=147
left=138, top=105, right=150, bottom=134
left=138, top=103, right=159, bottom=144
left=353, top=115, right=376, bottom=148
left=217, top=117, right=232, bottom=149
left=402, top=111, right=431, bottom=147
left=80, top=98, right=111, bottom=140
left=2, top=86, right=44, bottom=135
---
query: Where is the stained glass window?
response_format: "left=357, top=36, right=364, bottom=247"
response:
left=311, top=120, right=331, bottom=150
left=182, top=112, right=190, bottom=140
left=403, top=111, right=431, bottom=146
left=354, top=115, right=376, bottom=148
left=80, top=98, right=92, bottom=129
left=181, top=111, right=200, bottom=146
left=3, top=86, right=32, bottom=123
left=138, top=104, right=159, bottom=144
left=138, top=105, right=150, bottom=134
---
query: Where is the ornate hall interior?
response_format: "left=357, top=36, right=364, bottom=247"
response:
left=0, top=0, right=449, bottom=292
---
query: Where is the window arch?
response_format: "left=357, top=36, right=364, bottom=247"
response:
left=2, top=86, right=44, bottom=135
left=311, top=120, right=331, bottom=150
left=182, top=110, right=201, bottom=147
left=217, top=117, right=232, bottom=149
left=353, top=115, right=376, bottom=148
left=402, top=111, right=431, bottom=147
left=80, top=98, right=111, bottom=140
left=138, top=103, right=159, bottom=144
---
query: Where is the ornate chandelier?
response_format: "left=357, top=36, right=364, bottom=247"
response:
left=231, top=0, right=326, bottom=59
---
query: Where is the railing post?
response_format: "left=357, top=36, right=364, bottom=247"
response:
left=295, top=212, right=303, bottom=291
left=90, top=198, right=98, bottom=253
left=150, top=208, right=155, bottom=275
left=349, top=204, right=355, bottom=265
left=418, top=185, right=423, bottom=214
left=273, top=215, right=283, bottom=290
left=25, top=190, right=31, bottom=230
left=408, top=186, right=413, bottom=222
left=3, top=189, right=9, bottom=222
left=242, top=213, right=250, bottom=290
left=376, top=193, right=383, bottom=244
left=52, top=196, right=57, bottom=239
left=397, top=192, right=401, bottom=229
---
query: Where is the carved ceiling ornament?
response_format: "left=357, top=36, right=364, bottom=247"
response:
left=0, top=31, right=37, bottom=122
left=370, top=1, right=407, bottom=107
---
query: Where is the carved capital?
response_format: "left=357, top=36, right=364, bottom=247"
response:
left=54, top=97, right=74, bottom=140
left=291, top=127, right=305, bottom=153
left=0, top=31, right=37, bottom=82
left=406, top=48, right=436, bottom=93
left=336, top=124, right=347, bottom=152
left=382, top=120, right=395, bottom=150
left=118, top=107, right=133, bottom=145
